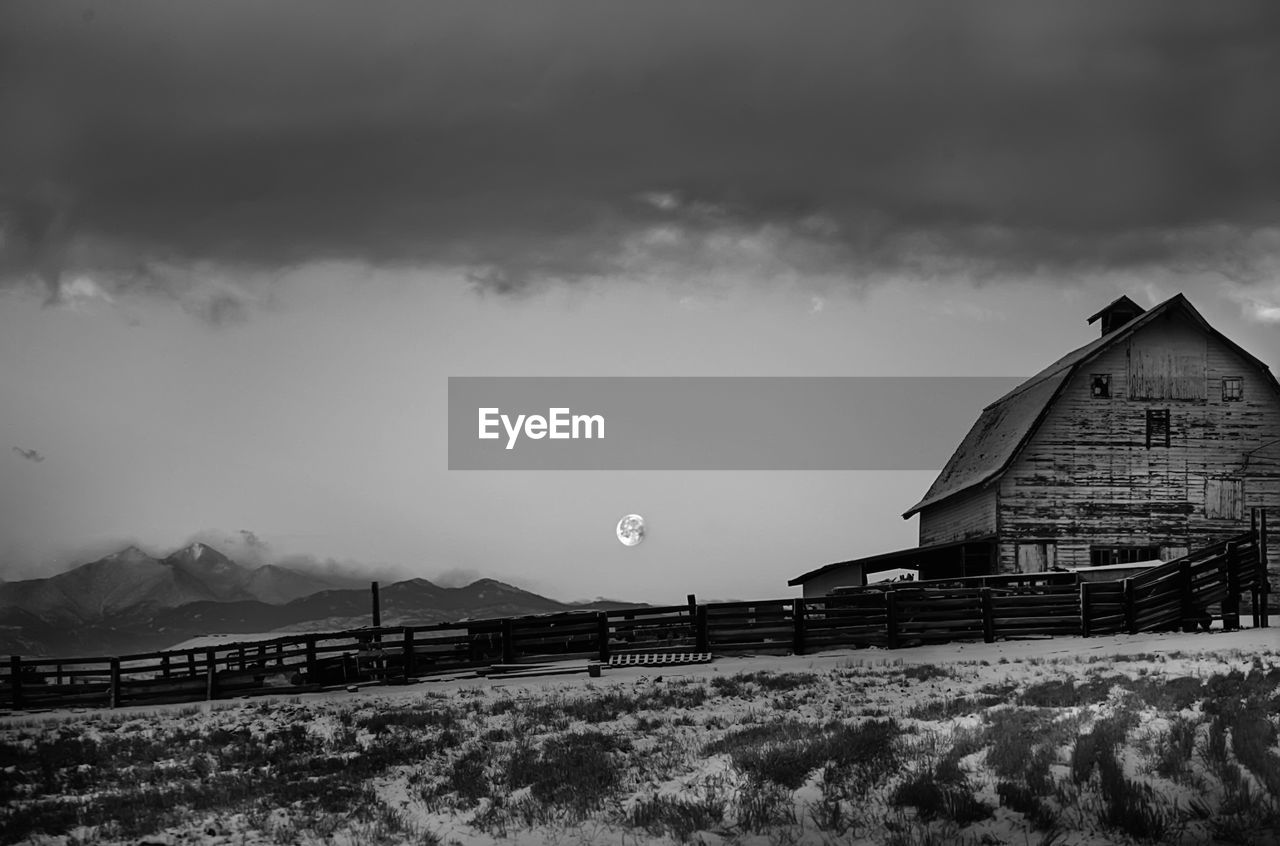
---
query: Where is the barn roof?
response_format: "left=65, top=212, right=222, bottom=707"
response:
left=787, top=535, right=994, bottom=586
left=899, top=371, right=1070, bottom=518
left=902, top=292, right=1280, bottom=518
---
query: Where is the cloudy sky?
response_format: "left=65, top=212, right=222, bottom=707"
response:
left=2, top=1, right=1279, bottom=601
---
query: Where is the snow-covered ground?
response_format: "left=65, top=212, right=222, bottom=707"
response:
left=3, top=625, right=1278, bottom=846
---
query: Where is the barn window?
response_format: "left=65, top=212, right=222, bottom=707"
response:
left=1090, top=374, right=1111, bottom=398
left=1016, top=542, right=1056, bottom=573
left=1128, top=347, right=1207, bottom=400
left=1090, top=545, right=1160, bottom=567
left=1145, top=409, right=1170, bottom=448
left=1205, top=477, right=1244, bottom=520
left=1222, top=376, right=1243, bottom=402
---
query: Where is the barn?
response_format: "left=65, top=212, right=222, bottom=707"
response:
left=790, top=293, right=1280, bottom=598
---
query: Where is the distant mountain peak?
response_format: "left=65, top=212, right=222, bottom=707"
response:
left=164, top=542, right=235, bottom=567
left=399, top=577, right=443, bottom=588
left=171, top=541, right=217, bottom=556
left=469, top=577, right=519, bottom=589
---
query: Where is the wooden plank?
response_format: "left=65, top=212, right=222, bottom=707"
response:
left=707, top=627, right=792, bottom=640
left=703, top=611, right=793, bottom=625
left=803, top=634, right=887, bottom=648
left=703, top=642, right=792, bottom=655
left=804, top=605, right=888, bottom=619
left=994, top=615, right=1083, bottom=627
left=803, top=616, right=889, bottom=631
left=705, top=598, right=795, bottom=612
left=607, top=603, right=691, bottom=618
left=610, top=643, right=709, bottom=657
left=802, top=624, right=888, bottom=638
left=988, top=593, right=1080, bottom=606
left=990, top=594, right=1080, bottom=607
left=511, top=627, right=599, bottom=643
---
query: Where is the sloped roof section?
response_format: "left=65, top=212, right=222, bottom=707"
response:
left=903, top=293, right=1280, bottom=519
left=901, top=370, right=1069, bottom=517
left=788, top=534, right=995, bottom=585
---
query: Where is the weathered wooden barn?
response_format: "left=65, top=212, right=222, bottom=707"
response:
left=791, top=293, right=1280, bottom=598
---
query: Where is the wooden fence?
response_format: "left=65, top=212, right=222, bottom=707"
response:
left=2, top=517, right=1268, bottom=712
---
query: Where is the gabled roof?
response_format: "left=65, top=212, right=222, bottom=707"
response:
left=1086, top=294, right=1145, bottom=326
left=902, top=293, right=1280, bottom=518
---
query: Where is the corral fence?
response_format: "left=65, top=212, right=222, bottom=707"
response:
left=2, top=513, right=1269, bottom=712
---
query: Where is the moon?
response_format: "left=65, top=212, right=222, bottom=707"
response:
left=616, top=514, right=646, bottom=547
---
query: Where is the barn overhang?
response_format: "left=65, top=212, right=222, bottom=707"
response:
left=788, top=534, right=997, bottom=587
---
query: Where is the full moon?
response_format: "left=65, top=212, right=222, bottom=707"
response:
left=616, top=514, right=646, bottom=547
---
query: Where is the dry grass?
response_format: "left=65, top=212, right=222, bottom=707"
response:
left=2, top=651, right=1278, bottom=845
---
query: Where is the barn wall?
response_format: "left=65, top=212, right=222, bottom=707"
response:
left=918, top=487, right=997, bottom=546
left=996, top=308, right=1280, bottom=576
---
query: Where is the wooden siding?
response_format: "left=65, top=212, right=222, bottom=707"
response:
left=995, top=308, right=1280, bottom=574
left=918, top=487, right=997, bottom=546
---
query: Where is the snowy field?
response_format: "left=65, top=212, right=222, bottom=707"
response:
left=3, top=625, right=1279, bottom=846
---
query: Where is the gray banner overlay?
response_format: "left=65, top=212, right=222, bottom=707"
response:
left=448, top=377, right=1026, bottom=470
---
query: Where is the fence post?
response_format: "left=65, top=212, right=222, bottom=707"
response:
left=981, top=588, right=995, bottom=643
left=1123, top=578, right=1136, bottom=635
left=402, top=627, right=415, bottom=682
left=501, top=618, right=515, bottom=664
left=1251, top=509, right=1262, bottom=627
left=205, top=649, right=217, bottom=701
left=695, top=606, right=709, bottom=653
left=161, top=653, right=171, bottom=679
left=187, top=651, right=196, bottom=677
left=108, top=658, right=122, bottom=709
left=885, top=591, right=899, bottom=650
left=1080, top=581, right=1092, bottom=638
left=687, top=594, right=697, bottom=642
left=1260, top=509, right=1270, bottom=628
left=596, top=612, right=611, bottom=663
left=9, top=656, right=22, bottom=710
left=792, top=598, right=807, bottom=655
left=1179, top=559, right=1194, bottom=632
left=305, top=637, right=318, bottom=682
left=1223, top=542, right=1240, bottom=631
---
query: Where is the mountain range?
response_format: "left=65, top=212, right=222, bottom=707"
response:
left=0, top=543, right=642, bottom=657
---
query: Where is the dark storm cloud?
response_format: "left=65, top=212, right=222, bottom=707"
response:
left=2, top=1, right=1280, bottom=295
left=12, top=447, right=45, bottom=463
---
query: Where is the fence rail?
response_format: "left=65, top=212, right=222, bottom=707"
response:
left=2, top=515, right=1269, bottom=712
